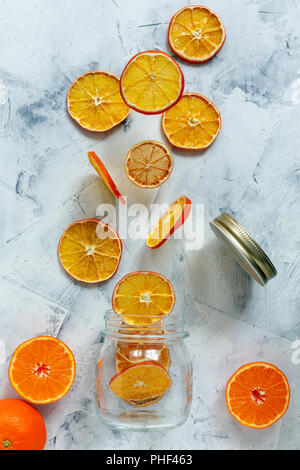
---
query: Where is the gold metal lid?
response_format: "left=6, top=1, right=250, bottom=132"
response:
left=210, top=213, right=277, bottom=286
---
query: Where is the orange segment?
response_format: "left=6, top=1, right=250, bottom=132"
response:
left=67, top=71, right=130, bottom=132
left=168, top=6, right=226, bottom=63
left=109, top=362, right=171, bottom=401
left=8, top=336, right=76, bottom=405
left=125, top=140, right=174, bottom=188
left=226, top=362, right=290, bottom=429
left=162, top=93, right=221, bottom=150
left=120, top=51, right=184, bottom=114
left=58, top=219, right=122, bottom=283
left=88, top=151, right=126, bottom=205
left=115, top=347, right=170, bottom=371
left=112, top=271, right=175, bottom=325
left=147, top=195, right=191, bottom=249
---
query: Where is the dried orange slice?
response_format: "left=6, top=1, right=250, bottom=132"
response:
left=226, top=362, right=290, bottom=429
left=125, top=394, right=163, bottom=407
left=109, top=362, right=171, bottom=401
left=147, top=195, right=191, bottom=249
left=120, top=51, right=184, bottom=115
left=58, top=218, right=122, bottom=283
left=8, top=336, right=76, bottom=405
left=67, top=71, right=130, bottom=132
left=112, top=271, right=175, bottom=325
left=125, top=140, right=174, bottom=188
left=88, top=151, right=126, bottom=205
left=168, top=6, right=226, bottom=63
left=115, top=347, right=170, bottom=372
left=162, top=93, right=221, bottom=150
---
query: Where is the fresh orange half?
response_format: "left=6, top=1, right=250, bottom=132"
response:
left=115, top=347, right=170, bottom=372
left=226, top=362, right=290, bottom=429
left=8, top=336, right=76, bottom=405
left=168, top=5, right=226, bottom=63
left=147, top=195, right=191, bottom=249
left=109, top=361, right=171, bottom=401
left=125, top=140, right=174, bottom=188
left=112, top=271, right=175, bottom=325
left=162, top=93, right=221, bottom=150
left=120, top=51, right=184, bottom=115
left=88, top=151, right=126, bottom=205
left=58, top=218, right=122, bottom=283
left=67, top=71, right=130, bottom=132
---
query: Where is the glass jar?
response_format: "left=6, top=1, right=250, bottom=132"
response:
left=96, top=311, right=192, bottom=431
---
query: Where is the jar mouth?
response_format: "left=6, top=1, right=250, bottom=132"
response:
left=101, top=310, right=189, bottom=340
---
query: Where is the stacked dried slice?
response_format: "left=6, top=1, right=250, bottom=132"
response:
left=109, top=271, right=174, bottom=407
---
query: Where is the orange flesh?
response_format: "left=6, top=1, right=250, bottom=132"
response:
left=9, top=337, right=76, bottom=404
left=226, top=362, right=290, bottom=428
left=59, top=219, right=122, bottom=283
left=125, top=141, right=174, bottom=188
left=112, top=272, right=175, bottom=325
left=169, top=6, right=226, bottom=62
left=147, top=195, right=189, bottom=248
left=109, top=362, right=171, bottom=401
left=121, top=51, right=183, bottom=113
left=67, top=71, right=130, bottom=132
left=162, top=93, right=221, bottom=150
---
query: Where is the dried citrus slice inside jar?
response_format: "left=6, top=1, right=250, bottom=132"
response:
left=88, top=151, right=126, bottom=205
left=112, top=271, right=175, bottom=325
left=9, top=336, right=76, bottom=405
left=120, top=51, right=184, bottom=114
left=168, top=5, right=226, bottom=63
left=115, top=347, right=171, bottom=373
left=109, top=362, right=171, bottom=401
left=125, top=140, right=174, bottom=188
left=67, top=71, right=130, bottom=132
left=226, top=362, right=290, bottom=429
left=147, top=195, right=191, bottom=249
left=125, top=394, right=163, bottom=408
left=58, top=218, right=122, bottom=283
left=162, top=93, right=221, bottom=150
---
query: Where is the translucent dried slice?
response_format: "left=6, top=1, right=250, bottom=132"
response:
left=115, top=347, right=171, bottom=371
left=88, top=151, right=125, bottom=204
left=162, top=93, right=221, bottom=150
left=125, top=140, right=174, bottom=188
left=147, top=195, right=191, bottom=248
left=168, top=5, right=226, bottom=63
left=109, top=362, right=171, bottom=401
left=120, top=51, right=184, bottom=114
left=112, top=271, right=175, bottom=325
left=58, top=219, right=122, bottom=283
left=67, top=71, right=130, bottom=132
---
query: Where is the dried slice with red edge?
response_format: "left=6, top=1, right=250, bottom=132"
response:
left=88, top=151, right=125, bottom=205
left=147, top=195, right=191, bottom=249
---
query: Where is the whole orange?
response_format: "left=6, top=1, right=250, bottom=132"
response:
left=0, top=399, right=47, bottom=450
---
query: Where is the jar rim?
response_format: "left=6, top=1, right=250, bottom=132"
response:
left=101, top=310, right=189, bottom=340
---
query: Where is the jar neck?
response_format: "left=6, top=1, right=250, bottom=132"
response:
left=101, top=311, right=189, bottom=341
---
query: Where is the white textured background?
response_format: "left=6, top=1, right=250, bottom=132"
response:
left=0, top=0, right=299, bottom=450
